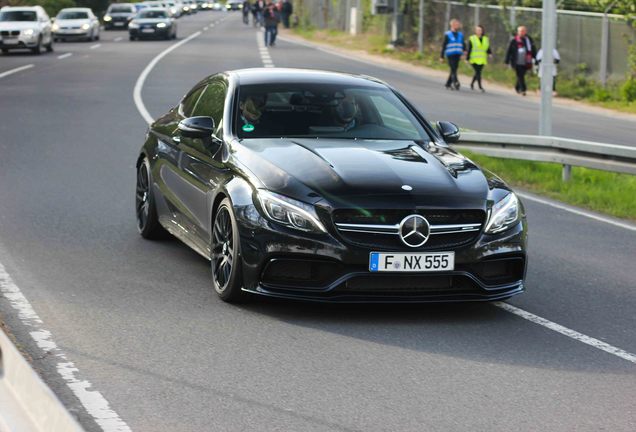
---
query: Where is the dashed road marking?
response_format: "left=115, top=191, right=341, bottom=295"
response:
left=114, top=37, right=123, bottom=42
left=90, top=43, right=101, bottom=49
left=0, top=263, right=132, bottom=431
left=57, top=53, right=73, bottom=59
left=0, top=64, right=34, bottom=79
left=256, top=30, right=274, bottom=68
left=495, top=302, right=636, bottom=364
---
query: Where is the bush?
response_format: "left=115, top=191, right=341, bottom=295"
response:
left=620, top=77, right=636, bottom=102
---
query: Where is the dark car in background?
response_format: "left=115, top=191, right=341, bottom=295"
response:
left=103, top=3, right=136, bottom=29
left=135, top=68, right=527, bottom=303
left=129, top=8, right=177, bottom=40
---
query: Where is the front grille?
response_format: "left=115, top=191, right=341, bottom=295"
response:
left=341, top=274, right=477, bottom=296
left=1, top=30, right=20, bottom=36
left=333, top=209, right=486, bottom=251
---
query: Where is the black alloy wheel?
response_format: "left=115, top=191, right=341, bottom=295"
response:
left=211, top=199, right=245, bottom=302
left=136, top=158, right=163, bottom=239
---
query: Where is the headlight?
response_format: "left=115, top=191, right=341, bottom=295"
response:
left=485, top=193, right=520, bottom=234
left=104, top=15, right=112, bottom=21
left=156, top=22, right=167, bottom=28
left=128, top=21, right=139, bottom=29
left=81, top=23, right=90, bottom=30
left=21, top=28, right=35, bottom=36
left=184, top=6, right=190, bottom=11
left=257, top=190, right=326, bottom=233
left=52, top=23, right=59, bottom=32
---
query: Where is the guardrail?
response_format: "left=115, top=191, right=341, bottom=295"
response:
left=454, top=132, right=636, bottom=181
left=0, top=328, right=84, bottom=432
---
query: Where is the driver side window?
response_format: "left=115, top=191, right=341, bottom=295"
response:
left=191, top=79, right=228, bottom=137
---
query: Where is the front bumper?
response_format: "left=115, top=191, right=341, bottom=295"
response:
left=129, top=27, right=171, bottom=38
left=236, top=206, right=527, bottom=303
left=0, top=35, right=39, bottom=50
left=54, top=31, right=90, bottom=39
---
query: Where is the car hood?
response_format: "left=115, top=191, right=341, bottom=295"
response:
left=55, top=19, right=91, bottom=26
left=134, top=18, right=170, bottom=24
left=236, top=138, right=491, bottom=208
left=0, top=21, right=39, bottom=31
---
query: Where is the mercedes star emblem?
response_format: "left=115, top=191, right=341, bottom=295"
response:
left=398, top=215, right=430, bottom=248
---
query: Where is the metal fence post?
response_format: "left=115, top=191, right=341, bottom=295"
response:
left=600, top=1, right=617, bottom=86
left=418, top=0, right=424, bottom=53
left=445, top=1, right=451, bottom=28
left=474, top=2, right=480, bottom=27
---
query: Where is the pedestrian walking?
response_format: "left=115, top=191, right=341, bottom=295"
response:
left=242, top=0, right=250, bottom=25
left=440, top=19, right=466, bottom=91
left=263, top=0, right=280, bottom=47
left=466, top=25, right=491, bottom=92
left=536, top=47, right=561, bottom=96
left=253, top=0, right=264, bottom=28
left=281, top=0, right=292, bottom=29
left=505, top=26, right=536, bottom=96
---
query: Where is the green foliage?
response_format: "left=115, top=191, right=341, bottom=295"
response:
left=463, top=151, right=636, bottom=221
left=620, top=77, right=636, bottom=102
left=8, top=0, right=77, bottom=17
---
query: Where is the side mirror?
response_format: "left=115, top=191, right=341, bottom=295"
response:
left=436, top=121, right=460, bottom=143
left=178, top=116, right=215, bottom=139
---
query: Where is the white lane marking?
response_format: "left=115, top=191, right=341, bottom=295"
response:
left=203, top=26, right=209, bottom=30
left=256, top=30, right=274, bottom=68
left=134, top=30, right=202, bottom=124
left=90, top=43, right=101, bottom=50
left=114, top=37, right=123, bottom=42
left=0, top=64, right=34, bottom=79
left=0, top=263, right=132, bottom=431
left=517, top=192, right=636, bottom=232
left=57, top=53, right=73, bottom=59
left=495, top=302, right=636, bottom=364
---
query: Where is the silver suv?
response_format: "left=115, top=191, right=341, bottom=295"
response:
left=0, top=6, right=53, bottom=54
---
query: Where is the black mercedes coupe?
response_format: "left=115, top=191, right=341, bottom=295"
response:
left=135, top=68, right=527, bottom=302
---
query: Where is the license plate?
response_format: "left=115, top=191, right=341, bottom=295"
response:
left=114, top=22, right=124, bottom=26
left=369, top=252, right=454, bottom=272
left=141, top=28, right=155, bottom=33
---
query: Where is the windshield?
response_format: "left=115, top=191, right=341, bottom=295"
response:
left=109, top=6, right=134, bottom=13
left=138, top=10, right=168, bottom=18
left=0, top=11, right=37, bottom=21
left=235, top=83, right=430, bottom=141
left=57, top=11, right=89, bottom=19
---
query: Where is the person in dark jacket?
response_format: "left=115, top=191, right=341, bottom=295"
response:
left=505, top=25, right=536, bottom=96
left=439, top=19, right=466, bottom=90
left=263, top=0, right=280, bottom=47
left=281, top=0, right=292, bottom=28
left=242, top=1, right=250, bottom=25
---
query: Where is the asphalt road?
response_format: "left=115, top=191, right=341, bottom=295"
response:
left=1, top=12, right=635, bottom=432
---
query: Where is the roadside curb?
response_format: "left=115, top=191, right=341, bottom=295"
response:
left=279, top=31, right=636, bottom=122
left=0, top=326, right=84, bottom=432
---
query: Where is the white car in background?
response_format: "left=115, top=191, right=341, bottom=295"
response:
left=0, top=5, right=53, bottom=54
left=52, top=8, right=100, bottom=42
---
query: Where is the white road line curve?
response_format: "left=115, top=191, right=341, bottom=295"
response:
left=0, top=263, right=132, bottom=431
left=133, top=30, right=202, bottom=124
left=0, top=64, right=34, bottom=79
left=517, top=192, right=636, bottom=232
left=495, top=302, right=636, bottom=364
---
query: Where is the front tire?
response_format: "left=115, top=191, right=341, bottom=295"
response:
left=31, top=36, right=42, bottom=55
left=136, top=158, right=164, bottom=239
left=211, top=199, right=245, bottom=303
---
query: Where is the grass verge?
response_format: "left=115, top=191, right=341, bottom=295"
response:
left=461, top=151, right=636, bottom=221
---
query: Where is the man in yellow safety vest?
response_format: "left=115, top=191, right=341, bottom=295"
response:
left=467, top=25, right=492, bottom=92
